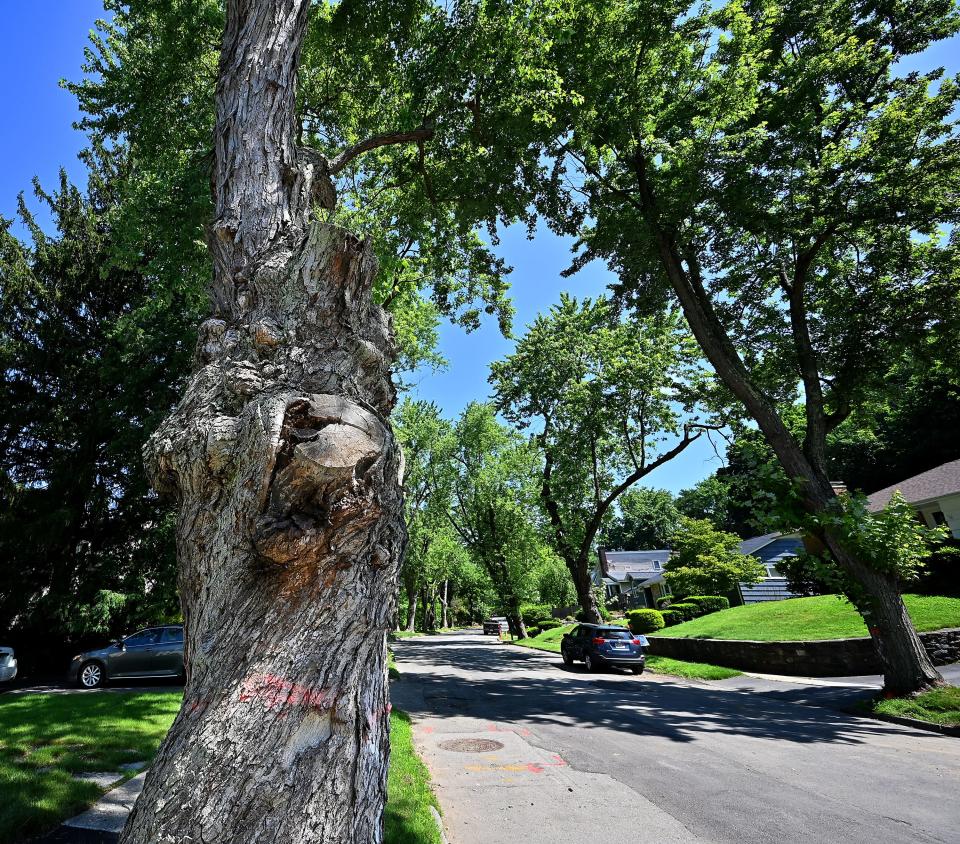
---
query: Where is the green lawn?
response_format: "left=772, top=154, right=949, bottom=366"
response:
left=384, top=711, right=442, bottom=844
left=512, top=624, right=740, bottom=680
left=0, top=690, right=441, bottom=844
left=0, top=690, right=182, bottom=844
left=658, top=594, right=960, bottom=641
left=867, top=685, right=960, bottom=727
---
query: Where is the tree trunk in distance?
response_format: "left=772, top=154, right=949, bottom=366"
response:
left=405, top=585, right=418, bottom=632
left=120, top=2, right=405, bottom=842
left=571, top=557, right=601, bottom=623
left=440, top=579, right=449, bottom=628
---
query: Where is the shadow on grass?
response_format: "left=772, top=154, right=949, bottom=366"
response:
left=0, top=691, right=181, bottom=844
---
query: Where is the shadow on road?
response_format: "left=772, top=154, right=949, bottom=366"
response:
left=393, top=635, right=932, bottom=747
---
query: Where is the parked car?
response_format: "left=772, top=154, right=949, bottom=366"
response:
left=560, top=624, right=647, bottom=674
left=0, top=647, right=17, bottom=682
left=68, top=625, right=185, bottom=689
left=483, top=617, right=509, bottom=635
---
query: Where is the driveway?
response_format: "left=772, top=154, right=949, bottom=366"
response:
left=391, top=631, right=960, bottom=844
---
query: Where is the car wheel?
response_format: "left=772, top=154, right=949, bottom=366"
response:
left=631, top=666, right=644, bottom=675
left=79, top=661, right=105, bottom=689
left=561, top=648, right=573, bottom=666
left=584, top=653, right=599, bottom=673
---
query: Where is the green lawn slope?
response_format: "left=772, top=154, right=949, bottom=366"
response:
left=657, top=594, right=960, bottom=641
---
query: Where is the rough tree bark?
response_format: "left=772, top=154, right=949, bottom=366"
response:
left=121, top=2, right=407, bottom=842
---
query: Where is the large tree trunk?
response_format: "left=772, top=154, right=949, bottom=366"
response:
left=570, top=556, right=601, bottom=624
left=121, top=3, right=405, bottom=843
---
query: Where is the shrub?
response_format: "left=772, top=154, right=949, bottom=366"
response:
left=538, top=619, right=562, bottom=631
left=656, top=596, right=673, bottom=609
left=626, top=609, right=665, bottom=634
left=669, top=602, right=701, bottom=621
left=685, top=596, right=730, bottom=615
left=660, top=609, right=683, bottom=626
left=575, top=604, right=612, bottom=622
left=525, top=626, right=541, bottom=638
left=521, top=604, right=553, bottom=627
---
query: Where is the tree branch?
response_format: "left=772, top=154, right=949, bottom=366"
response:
left=327, top=126, right=435, bottom=176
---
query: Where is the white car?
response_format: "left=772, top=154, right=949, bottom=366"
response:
left=0, top=647, right=17, bottom=682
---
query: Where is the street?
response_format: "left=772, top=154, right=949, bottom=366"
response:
left=391, top=631, right=960, bottom=844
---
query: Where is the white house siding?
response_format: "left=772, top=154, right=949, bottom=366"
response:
left=918, top=493, right=960, bottom=539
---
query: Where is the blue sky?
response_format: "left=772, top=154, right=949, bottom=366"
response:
left=4, top=2, right=958, bottom=494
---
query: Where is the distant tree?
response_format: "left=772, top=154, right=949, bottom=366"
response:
left=665, top=518, right=766, bottom=597
left=0, top=151, right=192, bottom=663
left=491, top=296, right=717, bottom=623
left=602, top=487, right=681, bottom=550
left=443, top=404, right=546, bottom=638
left=675, top=477, right=734, bottom=534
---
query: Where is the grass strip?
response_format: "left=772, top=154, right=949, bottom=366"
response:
left=1, top=691, right=443, bottom=844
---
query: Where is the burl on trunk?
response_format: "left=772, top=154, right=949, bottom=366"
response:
left=121, top=2, right=405, bottom=842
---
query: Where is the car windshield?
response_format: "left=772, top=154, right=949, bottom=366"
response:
left=597, top=629, right=633, bottom=640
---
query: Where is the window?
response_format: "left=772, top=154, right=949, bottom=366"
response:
left=653, top=561, right=661, bottom=570
left=124, top=629, right=160, bottom=647
left=766, top=566, right=781, bottom=578
left=161, top=627, right=184, bottom=644
left=931, top=511, right=947, bottom=527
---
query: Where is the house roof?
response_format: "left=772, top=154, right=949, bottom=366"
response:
left=737, top=532, right=783, bottom=556
left=866, top=458, right=960, bottom=512
left=601, top=550, right=671, bottom=572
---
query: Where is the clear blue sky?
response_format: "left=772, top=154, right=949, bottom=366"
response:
left=3, top=3, right=957, bottom=494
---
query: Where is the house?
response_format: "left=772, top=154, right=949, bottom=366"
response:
left=866, top=458, right=960, bottom=538
left=735, top=532, right=805, bottom=604
left=594, top=549, right=672, bottom=609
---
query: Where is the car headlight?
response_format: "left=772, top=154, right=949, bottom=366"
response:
left=72, top=654, right=83, bottom=661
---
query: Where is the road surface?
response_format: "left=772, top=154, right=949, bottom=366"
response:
left=391, top=631, right=960, bottom=844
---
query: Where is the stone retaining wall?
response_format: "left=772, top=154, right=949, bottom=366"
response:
left=646, top=627, right=960, bottom=676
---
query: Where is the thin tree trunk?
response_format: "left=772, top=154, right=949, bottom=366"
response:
left=121, top=3, right=405, bottom=842
left=405, top=584, right=418, bottom=632
left=440, top=579, right=449, bottom=628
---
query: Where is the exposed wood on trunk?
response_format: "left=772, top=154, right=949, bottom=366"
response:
left=121, top=2, right=406, bottom=842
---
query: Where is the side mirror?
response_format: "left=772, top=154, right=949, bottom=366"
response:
left=561, top=633, right=569, bottom=640
left=114, top=640, right=125, bottom=650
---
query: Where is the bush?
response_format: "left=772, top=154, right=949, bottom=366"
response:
left=685, top=596, right=730, bottom=615
left=538, top=619, right=563, bottom=631
left=669, top=602, right=701, bottom=621
left=626, top=609, right=665, bottom=634
left=656, top=596, right=673, bottom=609
left=660, top=609, right=684, bottom=626
left=525, top=626, right=541, bottom=638
left=575, top=604, right=612, bottom=623
left=521, top=604, right=553, bottom=627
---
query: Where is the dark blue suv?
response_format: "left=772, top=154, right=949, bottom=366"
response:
left=560, top=624, right=646, bottom=674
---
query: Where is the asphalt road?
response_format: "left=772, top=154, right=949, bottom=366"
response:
left=391, top=631, right=960, bottom=844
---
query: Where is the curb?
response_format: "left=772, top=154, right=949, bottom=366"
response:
left=429, top=806, right=449, bottom=844
left=841, top=708, right=960, bottom=737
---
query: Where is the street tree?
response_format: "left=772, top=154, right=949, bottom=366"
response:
left=115, top=0, right=458, bottom=840
left=482, top=0, right=959, bottom=692
left=490, top=295, right=717, bottom=622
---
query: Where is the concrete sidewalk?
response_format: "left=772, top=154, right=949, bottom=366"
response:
left=29, top=774, right=145, bottom=843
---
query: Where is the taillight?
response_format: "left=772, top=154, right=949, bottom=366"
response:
left=632, top=638, right=642, bottom=645
left=592, top=637, right=605, bottom=645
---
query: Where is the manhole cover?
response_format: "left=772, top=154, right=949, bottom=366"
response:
left=438, top=738, right=504, bottom=753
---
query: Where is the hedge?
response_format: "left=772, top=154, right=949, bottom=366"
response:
left=669, top=602, right=701, bottom=621
left=660, top=609, right=684, bottom=626
left=538, top=619, right=563, bottom=631
left=656, top=596, right=673, bottom=609
left=526, top=626, right=541, bottom=638
left=521, top=604, right=553, bottom=627
left=685, top=596, right=730, bottom=614
left=626, top=609, right=665, bottom=634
